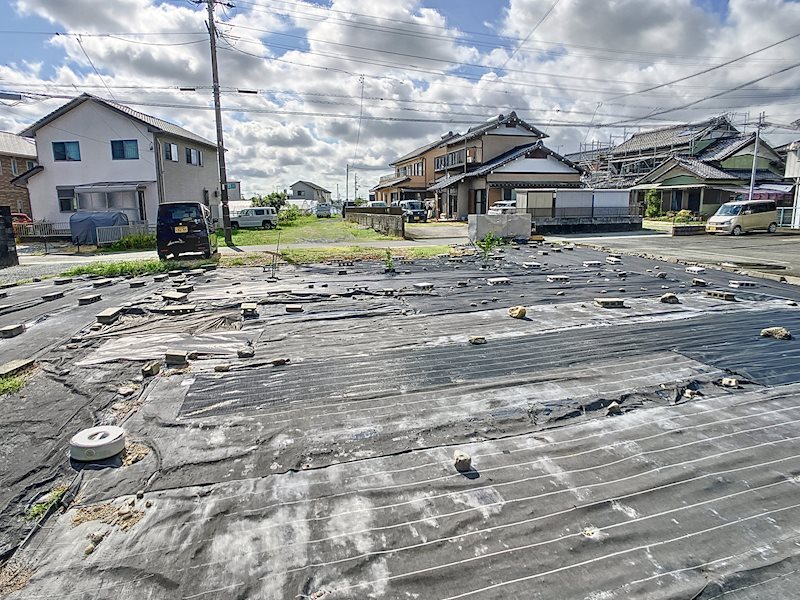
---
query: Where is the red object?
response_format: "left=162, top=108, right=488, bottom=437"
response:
left=11, top=213, right=32, bottom=223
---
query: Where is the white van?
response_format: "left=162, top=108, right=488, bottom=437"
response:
left=231, top=207, right=277, bottom=230
left=487, top=200, right=517, bottom=215
left=706, top=200, right=778, bottom=236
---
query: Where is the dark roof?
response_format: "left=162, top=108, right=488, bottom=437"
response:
left=673, top=157, right=737, bottom=180
left=290, top=180, right=331, bottom=193
left=445, top=112, right=548, bottom=146
left=428, top=141, right=581, bottom=191
left=724, top=168, right=784, bottom=182
left=19, top=94, right=216, bottom=148
left=370, top=176, right=410, bottom=191
left=611, top=116, right=736, bottom=156
left=695, top=134, right=756, bottom=161
left=0, top=131, right=36, bottom=158
left=564, top=146, right=611, bottom=162
left=391, top=132, right=458, bottom=165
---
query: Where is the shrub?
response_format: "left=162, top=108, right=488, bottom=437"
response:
left=278, top=205, right=302, bottom=226
left=673, top=209, right=695, bottom=223
left=107, top=233, right=156, bottom=251
left=476, top=232, right=502, bottom=262
left=644, top=190, right=661, bottom=218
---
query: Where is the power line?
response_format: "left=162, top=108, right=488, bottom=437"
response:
left=497, top=0, right=559, bottom=71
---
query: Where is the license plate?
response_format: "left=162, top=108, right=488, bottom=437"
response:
left=174, top=226, right=188, bottom=233
left=707, top=227, right=715, bottom=232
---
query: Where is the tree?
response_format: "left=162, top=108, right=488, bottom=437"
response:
left=252, top=191, right=287, bottom=211
left=354, top=197, right=366, bottom=206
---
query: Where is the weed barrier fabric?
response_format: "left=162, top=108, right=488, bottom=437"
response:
left=4, top=248, right=800, bottom=599
left=12, top=386, right=800, bottom=599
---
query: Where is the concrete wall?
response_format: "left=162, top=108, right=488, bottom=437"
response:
left=346, top=211, right=405, bottom=238
left=534, top=216, right=642, bottom=234
left=0, top=206, right=18, bottom=268
left=468, top=213, right=532, bottom=241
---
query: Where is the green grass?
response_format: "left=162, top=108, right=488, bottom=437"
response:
left=100, top=233, right=157, bottom=253
left=280, top=245, right=451, bottom=264
left=0, top=374, right=27, bottom=396
left=217, top=215, right=396, bottom=247
left=24, top=485, right=68, bottom=521
left=61, top=256, right=215, bottom=278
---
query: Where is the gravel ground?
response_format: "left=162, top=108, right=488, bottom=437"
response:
left=0, top=261, right=85, bottom=284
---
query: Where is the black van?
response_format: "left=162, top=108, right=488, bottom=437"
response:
left=156, top=202, right=217, bottom=260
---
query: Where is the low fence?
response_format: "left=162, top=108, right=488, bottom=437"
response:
left=345, top=211, right=405, bottom=238
left=521, top=206, right=640, bottom=219
left=95, top=221, right=153, bottom=246
left=778, top=207, right=795, bottom=227
left=13, top=221, right=71, bottom=240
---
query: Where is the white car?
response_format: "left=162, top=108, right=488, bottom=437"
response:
left=487, top=200, right=517, bottom=215
left=230, top=207, right=277, bottom=229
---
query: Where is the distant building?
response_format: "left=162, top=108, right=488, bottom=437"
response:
left=14, top=94, right=220, bottom=225
left=0, top=131, right=37, bottom=216
left=288, top=181, right=331, bottom=203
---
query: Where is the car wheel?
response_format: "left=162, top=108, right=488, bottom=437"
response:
left=768, top=222, right=777, bottom=233
left=732, top=225, right=742, bottom=236
left=262, top=220, right=271, bottom=229
left=157, top=251, right=168, bottom=261
left=203, top=249, right=212, bottom=259
left=231, top=221, right=239, bottom=230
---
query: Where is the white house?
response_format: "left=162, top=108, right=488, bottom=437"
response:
left=15, top=94, right=220, bottom=225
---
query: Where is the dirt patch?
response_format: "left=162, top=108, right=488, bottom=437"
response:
left=0, top=560, right=34, bottom=597
left=72, top=503, right=145, bottom=532
left=121, top=441, right=150, bottom=466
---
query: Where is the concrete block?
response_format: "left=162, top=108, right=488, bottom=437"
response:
left=413, top=282, right=434, bottom=291
left=238, top=347, right=255, bottom=358
left=487, top=277, right=510, bottom=286
left=660, top=293, right=680, bottom=304
left=469, top=336, right=486, bottom=345
left=176, top=285, right=194, bottom=294
left=582, top=261, right=601, bottom=267
left=168, top=270, right=183, bottom=278
left=165, top=350, right=188, bottom=366
left=468, top=213, right=532, bottom=242
left=454, top=450, right=472, bottom=472
left=153, top=274, right=168, bottom=282
left=686, top=266, right=706, bottom=274
left=538, top=250, right=549, bottom=256
left=201, top=263, right=217, bottom=271
left=0, top=358, right=34, bottom=377
left=691, top=278, right=707, bottom=287
left=286, top=304, right=304, bottom=313
left=729, top=280, right=756, bottom=289
left=93, top=279, right=113, bottom=288
left=606, top=256, right=622, bottom=265
left=522, top=262, right=542, bottom=269
left=338, top=270, right=347, bottom=276
left=706, top=290, right=736, bottom=301
left=141, top=361, right=161, bottom=377
left=129, top=280, right=146, bottom=288
left=547, top=275, right=570, bottom=283
left=187, top=269, right=205, bottom=277
left=162, top=304, right=196, bottom=315
left=42, top=291, right=64, bottom=301
left=721, top=377, right=738, bottom=387
left=656, top=272, right=667, bottom=279
left=0, top=324, right=24, bottom=338
left=594, top=297, right=626, bottom=308
left=78, top=294, right=101, bottom=305
left=161, top=291, right=188, bottom=302
left=96, top=307, right=123, bottom=325
left=54, top=278, right=72, bottom=285
left=241, top=302, right=258, bottom=316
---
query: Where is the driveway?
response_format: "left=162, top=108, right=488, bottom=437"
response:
left=551, top=230, right=800, bottom=277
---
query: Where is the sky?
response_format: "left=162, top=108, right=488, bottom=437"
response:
left=1, top=0, right=800, bottom=199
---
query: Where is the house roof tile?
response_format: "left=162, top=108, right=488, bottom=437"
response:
left=695, top=133, right=756, bottom=161
left=0, top=131, right=36, bottom=159
left=611, top=116, right=734, bottom=156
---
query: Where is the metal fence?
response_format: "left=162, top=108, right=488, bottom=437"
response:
left=95, top=221, right=153, bottom=246
left=778, top=207, right=795, bottom=227
left=12, top=221, right=71, bottom=239
left=522, top=206, right=640, bottom=219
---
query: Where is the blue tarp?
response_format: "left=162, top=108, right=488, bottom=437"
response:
left=69, top=211, right=129, bottom=245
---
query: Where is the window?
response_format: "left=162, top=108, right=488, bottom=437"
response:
left=26, top=160, right=35, bottom=171
left=164, top=143, right=178, bottom=162
left=254, top=209, right=265, bottom=216
left=185, top=147, right=203, bottom=166
left=111, top=139, right=139, bottom=160
left=52, top=141, right=81, bottom=161
left=57, top=187, right=76, bottom=212
left=11, top=159, right=18, bottom=175
left=296, top=189, right=304, bottom=196
left=412, top=160, right=424, bottom=176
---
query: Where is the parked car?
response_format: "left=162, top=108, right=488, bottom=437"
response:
left=11, top=213, right=32, bottom=224
left=487, top=200, right=517, bottom=215
left=157, top=201, right=217, bottom=260
left=706, top=200, right=778, bottom=236
left=368, top=201, right=387, bottom=208
left=230, top=207, right=277, bottom=230
left=315, top=203, right=332, bottom=218
left=399, top=200, right=427, bottom=222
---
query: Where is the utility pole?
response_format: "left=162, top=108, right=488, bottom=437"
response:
left=354, top=173, right=359, bottom=202
left=205, top=0, right=232, bottom=245
left=345, top=163, right=350, bottom=203
left=748, top=112, right=764, bottom=201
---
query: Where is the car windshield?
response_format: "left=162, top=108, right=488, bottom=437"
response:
left=158, top=203, right=202, bottom=225
left=716, top=204, right=742, bottom=216
left=404, top=202, right=424, bottom=210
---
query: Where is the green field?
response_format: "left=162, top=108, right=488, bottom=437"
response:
left=216, top=215, right=396, bottom=246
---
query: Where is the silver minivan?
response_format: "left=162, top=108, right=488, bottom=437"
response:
left=706, top=200, right=778, bottom=236
left=231, top=207, right=277, bottom=229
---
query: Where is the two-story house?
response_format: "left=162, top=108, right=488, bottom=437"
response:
left=371, top=132, right=458, bottom=205
left=0, top=131, right=37, bottom=216
left=13, top=94, right=220, bottom=225
left=428, top=112, right=583, bottom=218
left=288, top=181, right=331, bottom=204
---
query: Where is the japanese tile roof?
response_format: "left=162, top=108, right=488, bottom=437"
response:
left=695, top=134, right=756, bottom=161
left=610, top=116, right=735, bottom=156
left=370, top=176, right=410, bottom=191
left=391, top=132, right=458, bottom=165
left=445, top=111, right=547, bottom=145
left=0, top=131, right=36, bottom=158
left=19, top=94, right=216, bottom=148
left=673, top=157, right=738, bottom=180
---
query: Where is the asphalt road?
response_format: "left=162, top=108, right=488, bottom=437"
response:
left=551, top=230, right=800, bottom=277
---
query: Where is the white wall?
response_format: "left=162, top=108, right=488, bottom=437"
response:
left=27, top=100, right=156, bottom=223
left=158, top=133, right=220, bottom=220
left=494, top=155, right=577, bottom=174
left=555, top=190, right=593, bottom=208
left=592, top=189, right=631, bottom=207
